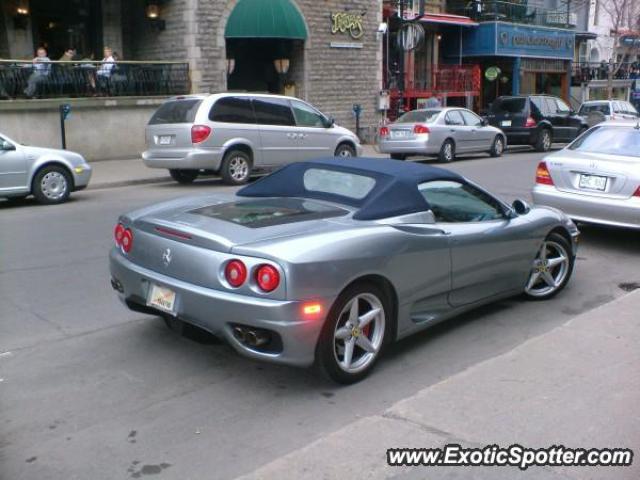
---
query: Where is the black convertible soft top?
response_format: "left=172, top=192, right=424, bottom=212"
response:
left=237, top=157, right=464, bottom=221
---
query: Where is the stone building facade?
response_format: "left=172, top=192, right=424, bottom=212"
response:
left=122, top=0, right=384, bottom=137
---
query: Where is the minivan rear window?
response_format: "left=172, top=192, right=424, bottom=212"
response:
left=491, top=98, right=526, bottom=114
left=149, top=99, right=202, bottom=124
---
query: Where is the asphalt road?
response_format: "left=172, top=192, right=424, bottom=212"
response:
left=1, top=149, right=639, bottom=480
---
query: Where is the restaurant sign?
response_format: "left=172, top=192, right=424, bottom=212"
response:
left=331, top=11, right=365, bottom=40
left=496, top=24, right=574, bottom=59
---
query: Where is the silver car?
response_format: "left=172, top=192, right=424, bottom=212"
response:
left=578, top=100, right=639, bottom=126
left=0, top=133, right=92, bottom=204
left=142, top=93, right=362, bottom=185
left=532, top=121, right=640, bottom=230
left=110, top=157, right=578, bottom=383
left=378, top=107, right=506, bottom=162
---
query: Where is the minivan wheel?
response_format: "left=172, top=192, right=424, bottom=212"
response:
left=221, top=150, right=252, bottom=185
left=32, top=165, right=71, bottom=204
left=335, top=143, right=356, bottom=157
left=169, top=169, right=198, bottom=184
left=535, top=129, right=552, bottom=152
left=438, top=139, right=455, bottom=163
left=489, top=135, right=504, bottom=157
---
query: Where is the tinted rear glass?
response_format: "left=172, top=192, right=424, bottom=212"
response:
left=569, top=126, right=640, bottom=157
left=210, top=97, right=255, bottom=123
left=579, top=103, right=610, bottom=115
left=491, top=98, right=527, bottom=114
left=253, top=98, right=295, bottom=126
left=190, top=198, right=348, bottom=228
left=149, top=99, right=202, bottom=124
left=397, top=110, right=440, bottom=123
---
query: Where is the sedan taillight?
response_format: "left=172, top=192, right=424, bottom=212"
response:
left=191, top=125, right=212, bottom=144
left=413, top=124, right=430, bottom=134
left=535, top=161, right=554, bottom=186
left=379, top=126, right=389, bottom=137
left=255, top=264, right=280, bottom=292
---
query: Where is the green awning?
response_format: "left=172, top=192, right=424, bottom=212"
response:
left=225, top=0, right=308, bottom=40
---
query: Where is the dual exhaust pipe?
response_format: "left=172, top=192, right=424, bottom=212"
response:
left=232, top=325, right=271, bottom=348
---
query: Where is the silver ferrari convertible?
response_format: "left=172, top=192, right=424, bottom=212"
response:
left=110, top=158, right=579, bottom=383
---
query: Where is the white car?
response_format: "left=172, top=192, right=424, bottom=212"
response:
left=0, top=133, right=92, bottom=204
left=578, top=100, right=639, bottom=126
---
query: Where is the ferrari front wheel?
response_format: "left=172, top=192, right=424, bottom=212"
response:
left=524, top=233, right=574, bottom=300
left=316, top=283, right=390, bottom=384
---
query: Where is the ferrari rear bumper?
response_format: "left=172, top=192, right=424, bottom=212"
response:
left=110, top=249, right=331, bottom=367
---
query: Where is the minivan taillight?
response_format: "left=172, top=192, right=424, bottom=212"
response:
left=413, top=124, right=430, bottom=134
left=535, top=161, right=554, bottom=186
left=525, top=117, right=536, bottom=128
left=191, top=125, right=211, bottom=144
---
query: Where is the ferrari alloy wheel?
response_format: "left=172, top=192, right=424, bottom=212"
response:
left=33, top=166, right=71, bottom=204
left=221, top=150, right=252, bottom=185
left=317, top=283, right=390, bottom=384
left=524, top=233, right=574, bottom=300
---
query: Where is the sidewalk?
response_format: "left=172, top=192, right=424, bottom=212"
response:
left=236, top=290, right=640, bottom=480
left=87, top=145, right=383, bottom=190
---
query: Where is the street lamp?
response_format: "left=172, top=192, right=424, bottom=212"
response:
left=145, top=2, right=166, bottom=30
left=273, top=58, right=290, bottom=94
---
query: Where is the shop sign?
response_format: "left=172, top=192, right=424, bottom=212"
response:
left=331, top=11, right=365, bottom=40
left=485, top=66, right=501, bottom=81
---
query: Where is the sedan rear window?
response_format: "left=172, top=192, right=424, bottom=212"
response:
left=569, top=126, right=640, bottom=157
left=190, top=198, right=348, bottom=228
left=579, top=103, right=611, bottom=116
left=397, top=110, right=440, bottom=123
left=303, top=168, right=376, bottom=200
left=149, top=99, right=202, bottom=124
left=491, top=98, right=526, bottom=114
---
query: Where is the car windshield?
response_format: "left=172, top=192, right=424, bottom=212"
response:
left=190, top=198, right=348, bottom=228
left=569, top=126, right=640, bottom=157
left=396, top=110, right=440, bottom=123
left=303, top=168, right=376, bottom=199
left=149, top=99, right=202, bottom=124
left=491, top=98, right=526, bottom=114
left=579, top=103, right=611, bottom=115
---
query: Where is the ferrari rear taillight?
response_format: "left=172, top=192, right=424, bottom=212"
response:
left=535, top=161, right=554, bottom=186
left=525, top=117, right=536, bottom=128
left=225, top=260, right=247, bottom=288
left=191, top=124, right=211, bottom=144
left=379, top=126, right=389, bottom=137
left=255, top=264, right=280, bottom=292
left=413, top=124, right=430, bottom=134
left=114, top=223, right=125, bottom=246
left=121, top=229, right=133, bottom=253
left=114, top=223, right=133, bottom=253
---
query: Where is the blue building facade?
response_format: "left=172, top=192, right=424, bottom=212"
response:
left=445, top=21, right=576, bottom=109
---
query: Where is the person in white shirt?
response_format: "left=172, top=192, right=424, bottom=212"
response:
left=24, top=47, right=51, bottom=97
left=96, top=46, right=115, bottom=94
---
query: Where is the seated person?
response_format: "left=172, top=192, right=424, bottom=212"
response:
left=24, top=47, right=51, bottom=98
left=96, top=46, right=116, bottom=94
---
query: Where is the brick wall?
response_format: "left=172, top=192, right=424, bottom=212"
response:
left=102, top=0, right=123, bottom=56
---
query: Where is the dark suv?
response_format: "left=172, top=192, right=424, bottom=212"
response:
left=486, top=95, right=588, bottom=152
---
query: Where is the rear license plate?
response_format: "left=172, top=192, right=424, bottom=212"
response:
left=147, top=284, right=177, bottom=314
left=501, top=120, right=512, bottom=127
left=391, top=130, right=410, bottom=139
left=158, top=135, right=173, bottom=145
left=579, top=174, right=607, bottom=191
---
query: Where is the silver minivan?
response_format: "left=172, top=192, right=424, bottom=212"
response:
left=142, top=93, right=362, bottom=185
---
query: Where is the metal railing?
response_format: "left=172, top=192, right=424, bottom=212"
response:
left=572, top=61, right=640, bottom=82
left=0, top=60, right=190, bottom=100
left=388, top=64, right=481, bottom=95
left=448, top=1, right=577, bottom=28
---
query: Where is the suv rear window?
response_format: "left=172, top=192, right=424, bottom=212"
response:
left=491, top=98, right=527, bottom=114
left=579, top=103, right=610, bottom=115
left=149, top=99, right=202, bottom=124
left=210, top=97, right=255, bottom=123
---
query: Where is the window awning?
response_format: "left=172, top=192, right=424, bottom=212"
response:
left=418, top=13, right=478, bottom=27
left=225, top=0, right=308, bottom=40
